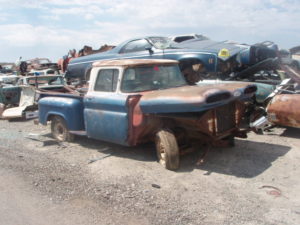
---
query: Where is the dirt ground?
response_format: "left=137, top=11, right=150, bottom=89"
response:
left=0, top=119, right=299, bottom=225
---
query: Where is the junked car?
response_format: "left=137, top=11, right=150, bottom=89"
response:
left=65, top=36, right=278, bottom=88
left=27, top=68, right=59, bottom=76
left=251, top=65, right=300, bottom=130
left=0, top=74, right=19, bottom=86
left=0, top=75, right=20, bottom=107
left=0, top=75, right=71, bottom=120
left=57, top=45, right=116, bottom=73
left=17, top=57, right=59, bottom=75
left=39, top=59, right=257, bottom=170
left=65, top=36, right=219, bottom=82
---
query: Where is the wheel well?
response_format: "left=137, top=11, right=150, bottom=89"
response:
left=178, top=58, right=203, bottom=71
left=47, top=114, right=54, bottom=122
left=47, top=114, right=65, bottom=122
left=155, top=117, right=187, bottom=142
left=178, top=58, right=206, bottom=84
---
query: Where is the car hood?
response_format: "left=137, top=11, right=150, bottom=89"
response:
left=139, top=83, right=256, bottom=114
left=171, top=39, right=247, bottom=61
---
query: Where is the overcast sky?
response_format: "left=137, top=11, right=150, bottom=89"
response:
left=0, top=0, right=299, bottom=62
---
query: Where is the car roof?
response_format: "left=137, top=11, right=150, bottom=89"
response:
left=92, top=59, right=179, bottom=67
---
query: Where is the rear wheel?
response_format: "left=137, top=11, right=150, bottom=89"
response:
left=51, top=116, right=74, bottom=142
left=155, top=129, right=180, bottom=170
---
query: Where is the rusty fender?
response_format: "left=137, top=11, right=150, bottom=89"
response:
left=127, top=100, right=248, bottom=147
left=267, top=94, right=300, bottom=128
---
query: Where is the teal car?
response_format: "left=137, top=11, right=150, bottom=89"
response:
left=0, top=75, right=21, bottom=105
left=254, top=82, right=276, bottom=103
left=0, top=86, right=21, bottom=106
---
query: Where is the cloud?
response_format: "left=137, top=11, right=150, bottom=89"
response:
left=0, top=23, right=121, bottom=61
left=0, top=24, right=70, bottom=47
left=0, top=11, right=10, bottom=22
left=0, top=0, right=299, bottom=61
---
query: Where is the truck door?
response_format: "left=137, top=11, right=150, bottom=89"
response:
left=83, top=68, right=129, bottom=145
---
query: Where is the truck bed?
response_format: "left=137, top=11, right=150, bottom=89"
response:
left=36, top=86, right=86, bottom=100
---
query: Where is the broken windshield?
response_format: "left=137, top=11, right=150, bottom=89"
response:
left=148, top=37, right=174, bottom=49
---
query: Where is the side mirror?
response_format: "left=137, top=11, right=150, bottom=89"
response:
left=145, top=47, right=154, bottom=55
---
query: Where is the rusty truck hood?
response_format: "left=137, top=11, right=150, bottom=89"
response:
left=139, top=83, right=256, bottom=113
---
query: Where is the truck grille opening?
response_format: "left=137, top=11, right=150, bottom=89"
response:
left=244, top=85, right=257, bottom=94
left=215, top=102, right=236, bottom=133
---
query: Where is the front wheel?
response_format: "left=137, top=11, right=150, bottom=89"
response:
left=51, top=116, right=74, bottom=142
left=155, top=129, right=180, bottom=170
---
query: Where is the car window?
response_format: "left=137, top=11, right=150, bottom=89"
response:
left=46, top=70, right=55, bottom=75
left=174, top=36, right=194, bottom=43
left=48, top=77, right=64, bottom=85
left=94, top=69, right=119, bottom=92
left=120, top=39, right=151, bottom=54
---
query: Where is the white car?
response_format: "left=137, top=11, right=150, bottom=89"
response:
left=27, top=68, right=59, bottom=76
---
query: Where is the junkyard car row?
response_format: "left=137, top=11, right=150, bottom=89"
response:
left=0, top=34, right=299, bottom=170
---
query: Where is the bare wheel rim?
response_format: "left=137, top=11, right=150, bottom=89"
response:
left=54, top=123, right=65, bottom=140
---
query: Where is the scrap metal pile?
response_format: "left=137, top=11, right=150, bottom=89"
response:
left=0, top=34, right=299, bottom=170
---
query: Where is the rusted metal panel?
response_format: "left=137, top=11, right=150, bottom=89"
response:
left=127, top=97, right=249, bottom=147
left=125, top=79, right=256, bottom=146
left=267, top=94, right=300, bottom=128
left=140, top=86, right=232, bottom=113
left=140, top=83, right=256, bottom=114
left=215, top=102, right=236, bottom=133
left=78, top=44, right=115, bottom=56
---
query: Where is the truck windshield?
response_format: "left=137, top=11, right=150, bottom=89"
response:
left=121, top=65, right=187, bottom=93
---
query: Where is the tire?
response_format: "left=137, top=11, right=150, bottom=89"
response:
left=155, top=129, right=180, bottom=170
left=51, top=116, right=74, bottom=142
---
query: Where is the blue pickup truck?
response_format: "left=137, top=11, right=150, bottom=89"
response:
left=39, top=59, right=257, bottom=170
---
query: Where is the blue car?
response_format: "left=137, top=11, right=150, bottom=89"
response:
left=66, top=36, right=277, bottom=83
left=66, top=36, right=224, bottom=82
